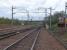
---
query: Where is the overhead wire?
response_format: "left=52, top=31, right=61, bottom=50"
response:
left=53, top=0, right=63, bottom=10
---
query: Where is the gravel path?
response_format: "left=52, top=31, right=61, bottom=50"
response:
left=34, top=28, right=66, bottom=50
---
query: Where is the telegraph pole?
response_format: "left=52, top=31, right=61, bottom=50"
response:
left=49, top=7, right=54, bottom=29
left=49, top=7, right=52, bottom=29
left=11, top=6, right=16, bottom=25
left=11, top=6, right=14, bottom=25
left=65, top=2, right=67, bottom=14
left=65, top=2, right=67, bottom=30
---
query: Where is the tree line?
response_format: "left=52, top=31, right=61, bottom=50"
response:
left=0, top=17, right=21, bottom=25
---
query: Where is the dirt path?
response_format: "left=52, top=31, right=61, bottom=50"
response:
left=34, top=28, right=66, bottom=50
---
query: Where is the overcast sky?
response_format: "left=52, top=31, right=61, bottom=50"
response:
left=0, top=0, right=67, bottom=21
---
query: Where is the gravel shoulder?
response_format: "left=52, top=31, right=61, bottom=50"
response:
left=34, top=28, right=66, bottom=50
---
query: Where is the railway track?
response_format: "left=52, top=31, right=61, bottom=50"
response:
left=0, top=27, right=35, bottom=40
left=0, top=25, right=33, bottom=34
left=3, top=27, right=41, bottom=50
left=0, top=26, right=40, bottom=50
left=0, top=26, right=20, bottom=31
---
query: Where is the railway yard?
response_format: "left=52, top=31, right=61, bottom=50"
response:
left=0, top=0, right=67, bottom=50
left=0, top=25, right=66, bottom=50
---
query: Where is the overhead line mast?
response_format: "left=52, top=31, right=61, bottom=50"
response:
left=48, top=7, right=54, bottom=29
left=11, top=6, right=15, bottom=25
left=11, top=6, right=13, bottom=25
